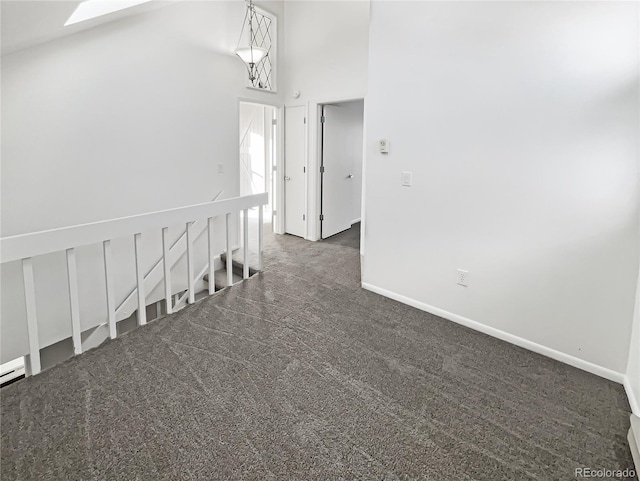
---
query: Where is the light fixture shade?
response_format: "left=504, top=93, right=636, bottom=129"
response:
left=235, top=47, right=268, bottom=65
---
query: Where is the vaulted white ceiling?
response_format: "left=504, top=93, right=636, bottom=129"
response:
left=1, top=0, right=174, bottom=56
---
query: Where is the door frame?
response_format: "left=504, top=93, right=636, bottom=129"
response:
left=315, top=97, right=365, bottom=241
left=238, top=98, right=285, bottom=234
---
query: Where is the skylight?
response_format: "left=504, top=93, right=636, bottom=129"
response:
left=65, top=0, right=153, bottom=26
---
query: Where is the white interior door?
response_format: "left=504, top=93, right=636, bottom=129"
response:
left=284, top=106, right=306, bottom=238
left=321, top=102, right=364, bottom=239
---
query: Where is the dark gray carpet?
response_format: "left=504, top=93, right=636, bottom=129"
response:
left=322, top=222, right=360, bottom=249
left=1, top=225, right=636, bottom=480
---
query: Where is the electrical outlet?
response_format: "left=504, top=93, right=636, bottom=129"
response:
left=217, top=162, right=224, bottom=173
left=456, top=269, right=469, bottom=287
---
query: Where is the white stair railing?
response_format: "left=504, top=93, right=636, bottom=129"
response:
left=0, top=193, right=267, bottom=376
left=115, top=192, right=223, bottom=321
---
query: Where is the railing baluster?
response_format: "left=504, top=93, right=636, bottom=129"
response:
left=243, top=209, right=249, bottom=279
left=103, top=240, right=117, bottom=339
left=66, top=248, right=82, bottom=355
left=3, top=194, right=268, bottom=377
left=134, top=233, right=146, bottom=326
left=258, top=205, right=264, bottom=271
left=22, top=258, right=41, bottom=376
left=207, top=217, right=215, bottom=295
left=186, top=222, right=195, bottom=304
left=226, top=213, right=233, bottom=287
left=161, top=228, right=172, bottom=314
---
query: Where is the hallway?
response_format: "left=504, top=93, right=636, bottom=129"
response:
left=1, top=228, right=635, bottom=480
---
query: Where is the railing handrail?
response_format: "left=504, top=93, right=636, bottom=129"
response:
left=1, top=193, right=268, bottom=263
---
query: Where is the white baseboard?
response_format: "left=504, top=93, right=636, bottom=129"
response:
left=629, top=415, right=640, bottom=473
left=361, top=282, right=625, bottom=384
left=624, top=377, right=640, bottom=417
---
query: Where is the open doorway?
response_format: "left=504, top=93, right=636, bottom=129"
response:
left=238, top=101, right=278, bottom=244
left=238, top=101, right=281, bottom=264
left=320, top=99, right=364, bottom=242
left=239, top=101, right=278, bottom=228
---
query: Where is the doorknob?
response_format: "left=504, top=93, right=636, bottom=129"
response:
left=284, top=176, right=291, bottom=181
left=347, top=174, right=354, bottom=179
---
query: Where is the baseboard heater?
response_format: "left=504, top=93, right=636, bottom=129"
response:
left=0, top=357, right=25, bottom=387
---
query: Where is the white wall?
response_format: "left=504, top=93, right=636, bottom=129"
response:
left=283, top=1, right=369, bottom=105
left=625, top=3, right=640, bottom=419
left=363, top=1, right=639, bottom=377
left=2, top=0, right=284, bottom=235
left=0, top=0, right=285, bottom=363
left=283, top=0, right=369, bottom=240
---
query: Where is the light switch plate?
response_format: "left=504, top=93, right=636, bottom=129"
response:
left=401, top=172, right=412, bottom=187
left=379, top=139, right=389, bottom=153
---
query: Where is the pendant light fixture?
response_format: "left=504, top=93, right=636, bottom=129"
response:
left=235, top=0, right=268, bottom=84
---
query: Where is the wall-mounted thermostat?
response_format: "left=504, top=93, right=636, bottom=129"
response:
left=379, top=139, right=389, bottom=153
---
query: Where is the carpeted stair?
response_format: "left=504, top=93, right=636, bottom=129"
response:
left=203, top=250, right=259, bottom=291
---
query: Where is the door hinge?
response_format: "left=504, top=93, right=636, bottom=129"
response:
left=272, top=119, right=277, bottom=126
left=320, top=115, right=326, bottom=123
left=303, top=214, right=306, bottom=221
left=320, top=166, right=325, bottom=173
left=303, top=117, right=307, bottom=124
left=272, top=165, right=277, bottom=171
left=320, top=214, right=324, bottom=221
